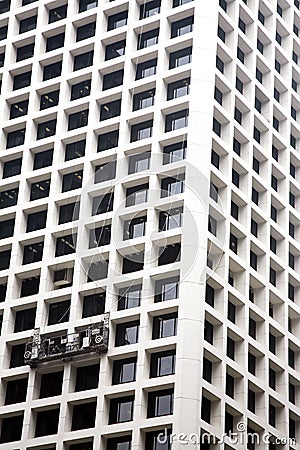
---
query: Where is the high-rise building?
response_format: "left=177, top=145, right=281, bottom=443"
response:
left=0, top=0, right=299, bottom=448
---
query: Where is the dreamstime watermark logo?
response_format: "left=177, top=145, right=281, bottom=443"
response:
left=157, top=424, right=297, bottom=446
left=71, top=154, right=226, bottom=300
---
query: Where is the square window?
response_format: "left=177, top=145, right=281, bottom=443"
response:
left=112, top=357, right=137, bottom=384
left=37, top=119, right=57, bottom=139
left=76, top=22, right=96, bottom=41
left=123, top=216, right=146, bottom=240
left=169, top=46, right=192, bottom=69
left=71, top=402, right=96, bottom=431
left=128, top=152, right=150, bottom=173
left=102, top=69, right=124, bottom=90
left=40, top=371, right=63, bottom=398
left=62, top=170, right=83, bottom=192
left=13, top=70, right=32, bottom=90
left=89, top=224, right=111, bottom=247
left=130, top=120, right=153, bottom=142
left=75, top=364, right=99, bottom=391
left=107, top=10, right=128, bottom=30
left=5, top=377, right=28, bottom=404
left=68, top=110, right=89, bottom=130
left=35, top=409, right=59, bottom=437
left=71, top=80, right=91, bottom=100
left=10, top=99, right=28, bottom=119
left=115, top=321, right=139, bottom=346
left=59, top=202, right=79, bottom=224
left=55, top=234, right=76, bottom=256
left=161, top=175, right=185, bottom=197
left=16, top=42, right=35, bottom=62
left=0, top=218, right=14, bottom=239
left=49, top=4, right=67, bottom=23
left=46, top=33, right=65, bottom=52
left=30, top=179, right=50, bottom=201
left=43, top=61, right=62, bottom=81
left=82, top=292, right=105, bottom=318
left=147, top=389, right=174, bottom=417
left=152, top=313, right=177, bottom=339
left=74, top=50, right=94, bottom=71
left=0, top=52, right=5, bottom=67
left=150, top=350, right=176, bottom=377
left=163, top=141, right=186, bottom=164
left=100, top=99, right=121, bottom=121
left=133, top=89, right=155, bottom=111
left=105, top=40, right=126, bottom=60
left=109, top=396, right=134, bottom=424
left=140, top=0, right=161, bottom=19
left=122, top=252, right=144, bottom=273
left=40, top=90, right=59, bottom=110
left=137, top=28, right=159, bottom=49
left=0, top=414, right=23, bottom=443
left=79, top=0, right=97, bottom=12
left=48, top=300, right=70, bottom=325
left=6, top=129, right=25, bottom=148
left=171, top=16, right=193, bottom=38
left=165, top=109, right=188, bottom=132
left=97, top=130, right=119, bottom=152
left=26, top=210, right=47, bottom=232
left=23, top=242, right=44, bottom=265
left=0, top=25, right=8, bottom=41
left=3, top=158, right=22, bottom=178
left=33, top=149, right=53, bottom=169
left=0, top=0, right=10, bottom=14
left=0, top=188, right=19, bottom=209
left=106, top=436, right=132, bottom=450
left=135, top=58, right=157, bottom=79
left=94, top=160, right=116, bottom=183
left=154, top=276, right=179, bottom=303
left=92, top=192, right=114, bottom=215
left=145, top=429, right=172, bottom=450
left=118, top=285, right=142, bottom=310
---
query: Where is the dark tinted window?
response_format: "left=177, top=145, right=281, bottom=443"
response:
left=14, top=307, right=36, bottom=332
left=3, top=158, right=22, bottom=178
left=71, top=79, right=91, bottom=100
left=43, top=61, right=62, bottom=81
left=65, top=140, right=86, bottom=161
left=46, top=33, right=65, bottom=52
left=105, top=40, right=126, bottom=60
left=103, top=69, right=124, bottom=90
left=33, top=149, right=53, bottom=170
left=62, top=170, right=83, bottom=192
left=0, top=414, right=23, bottom=443
left=0, top=218, right=14, bottom=239
left=40, top=371, right=63, bottom=398
left=75, top=364, right=100, bottom=391
left=10, top=99, right=28, bottom=119
left=97, top=130, right=119, bottom=152
left=135, top=58, right=157, bottom=79
left=76, top=22, right=96, bottom=41
left=40, top=90, right=59, bottom=110
left=16, top=42, right=34, bottom=61
left=74, top=50, right=94, bottom=71
left=5, top=378, right=28, bottom=404
left=37, top=119, right=57, bottom=139
left=49, top=4, right=67, bottom=23
left=6, top=129, right=25, bottom=148
left=82, top=292, right=105, bottom=318
left=26, top=210, right=47, bottom=232
left=0, top=188, right=19, bottom=209
left=13, top=71, right=32, bottom=90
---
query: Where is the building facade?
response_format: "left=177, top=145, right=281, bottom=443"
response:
left=0, top=0, right=299, bottom=449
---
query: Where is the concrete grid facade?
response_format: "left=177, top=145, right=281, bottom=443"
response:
left=0, top=0, right=299, bottom=449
